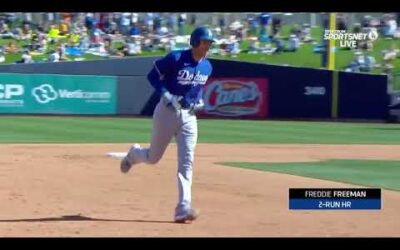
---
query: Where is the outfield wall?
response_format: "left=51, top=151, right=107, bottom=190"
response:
left=0, top=57, right=389, bottom=120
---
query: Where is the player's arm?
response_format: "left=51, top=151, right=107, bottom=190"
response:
left=188, top=86, right=205, bottom=114
left=147, top=53, right=173, bottom=95
left=190, top=66, right=212, bottom=114
left=189, top=80, right=210, bottom=114
left=147, top=53, right=182, bottom=110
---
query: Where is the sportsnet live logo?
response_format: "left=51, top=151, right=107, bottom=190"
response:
left=324, top=30, right=379, bottom=48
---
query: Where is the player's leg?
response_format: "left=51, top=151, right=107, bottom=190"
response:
left=174, top=110, right=198, bottom=222
left=121, top=101, right=178, bottom=172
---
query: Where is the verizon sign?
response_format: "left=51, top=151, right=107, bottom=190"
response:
left=200, top=78, right=268, bottom=118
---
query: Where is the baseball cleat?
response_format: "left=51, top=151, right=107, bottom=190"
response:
left=174, top=208, right=199, bottom=223
left=120, top=144, right=140, bottom=173
left=120, top=156, right=132, bottom=173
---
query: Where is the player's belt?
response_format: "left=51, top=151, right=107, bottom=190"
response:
left=161, top=97, right=192, bottom=110
left=178, top=98, right=192, bottom=110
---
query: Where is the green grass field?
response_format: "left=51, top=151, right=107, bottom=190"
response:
left=1, top=116, right=399, bottom=191
left=0, top=116, right=399, bottom=144
left=220, top=160, right=400, bottom=191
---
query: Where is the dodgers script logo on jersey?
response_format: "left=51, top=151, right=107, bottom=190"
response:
left=177, top=70, right=209, bottom=86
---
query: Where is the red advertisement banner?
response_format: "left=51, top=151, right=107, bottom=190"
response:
left=199, top=77, right=268, bottom=118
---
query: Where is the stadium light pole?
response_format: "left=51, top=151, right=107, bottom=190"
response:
left=321, top=13, right=328, bottom=68
left=328, top=13, right=339, bottom=120
left=322, top=13, right=336, bottom=70
left=328, top=13, right=336, bottom=70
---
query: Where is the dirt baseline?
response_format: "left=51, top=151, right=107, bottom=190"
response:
left=0, top=144, right=399, bottom=237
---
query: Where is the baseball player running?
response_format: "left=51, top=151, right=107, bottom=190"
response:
left=120, top=26, right=214, bottom=223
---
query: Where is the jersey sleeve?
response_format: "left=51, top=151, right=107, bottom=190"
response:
left=153, top=52, right=176, bottom=78
left=147, top=52, right=177, bottom=95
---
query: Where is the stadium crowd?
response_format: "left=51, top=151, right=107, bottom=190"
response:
left=0, top=12, right=398, bottom=75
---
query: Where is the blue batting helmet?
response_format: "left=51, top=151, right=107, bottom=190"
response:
left=190, top=26, right=215, bottom=47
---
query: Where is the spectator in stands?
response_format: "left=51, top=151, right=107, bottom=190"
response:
left=226, top=35, right=241, bottom=57
left=271, top=16, right=282, bottom=37
left=178, top=13, right=186, bottom=36
left=10, top=26, right=22, bottom=40
left=218, top=15, right=226, bottom=36
left=37, top=26, right=46, bottom=40
left=385, top=16, right=398, bottom=38
left=394, top=26, right=400, bottom=39
left=381, top=46, right=395, bottom=86
left=106, top=19, right=118, bottom=35
left=300, top=23, right=313, bottom=42
left=259, top=13, right=270, bottom=41
left=167, top=14, right=177, bottom=34
left=104, top=39, right=124, bottom=57
left=156, top=26, right=168, bottom=36
left=103, top=14, right=112, bottom=33
left=213, top=27, right=221, bottom=39
left=285, top=34, right=300, bottom=52
left=47, top=25, right=60, bottom=44
left=247, top=16, right=258, bottom=37
left=190, top=14, right=197, bottom=26
left=229, top=20, right=243, bottom=39
left=68, top=30, right=80, bottom=46
left=95, top=12, right=103, bottom=26
left=85, top=13, right=96, bottom=34
left=75, top=21, right=87, bottom=36
left=141, top=35, right=154, bottom=51
left=237, top=26, right=247, bottom=41
left=0, top=52, right=5, bottom=63
left=22, top=16, right=31, bottom=27
left=112, top=13, right=121, bottom=28
left=359, top=52, right=377, bottom=72
left=145, top=13, right=154, bottom=34
left=124, top=36, right=142, bottom=55
left=362, top=15, right=371, bottom=28
left=38, top=34, right=47, bottom=53
left=247, top=37, right=260, bottom=54
left=59, top=19, right=70, bottom=36
left=120, top=13, right=131, bottom=36
left=48, top=49, right=60, bottom=62
left=0, top=24, right=13, bottom=39
left=272, top=35, right=284, bottom=54
left=29, top=33, right=41, bottom=51
left=5, top=41, right=18, bottom=54
left=337, top=14, right=348, bottom=31
left=129, top=24, right=140, bottom=36
left=21, top=23, right=32, bottom=40
left=0, top=19, right=10, bottom=35
left=382, top=43, right=399, bottom=61
left=91, top=30, right=103, bottom=45
left=57, top=44, right=69, bottom=61
left=353, top=23, right=362, bottom=33
left=153, top=14, right=162, bottom=33
left=79, top=34, right=90, bottom=51
left=131, top=13, right=139, bottom=25
left=258, top=27, right=270, bottom=43
left=17, top=50, right=34, bottom=64
left=345, top=52, right=363, bottom=72
left=290, top=24, right=302, bottom=38
left=358, top=27, right=376, bottom=51
left=165, top=35, right=176, bottom=52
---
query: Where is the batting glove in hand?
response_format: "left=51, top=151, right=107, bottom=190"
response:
left=162, top=91, right=182, bottom=111
left=189, top=99, right=205, bottom=115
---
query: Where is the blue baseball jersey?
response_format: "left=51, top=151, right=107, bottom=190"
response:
left=147, top=49, right=213, bottom=108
